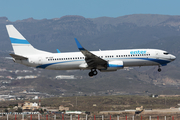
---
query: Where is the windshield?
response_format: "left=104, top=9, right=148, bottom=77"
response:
left=163, top=52, right=169, bottom=55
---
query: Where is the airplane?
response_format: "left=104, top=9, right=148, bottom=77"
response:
left=6, top=25, right=176, bottom=77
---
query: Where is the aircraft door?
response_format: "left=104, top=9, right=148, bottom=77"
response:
left=38, top=57, right=42, bottom=65
left=155, top=51, right=159, bottom=59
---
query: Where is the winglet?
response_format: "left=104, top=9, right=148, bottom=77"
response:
left=56, top=49, right=61, bottom=53
left=74, top=38, right=85, bottom=50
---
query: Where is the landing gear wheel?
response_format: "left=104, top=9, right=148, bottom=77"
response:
left=88, top=69, right=98, bottom=77
left=93, top=70, right=98, bottom=75
left=89, top=72, right=94, bottom=77
left=158, top=68, right=161, bottom=72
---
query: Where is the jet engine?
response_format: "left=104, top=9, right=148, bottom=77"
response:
left=100, top=60, right=124, bottom=72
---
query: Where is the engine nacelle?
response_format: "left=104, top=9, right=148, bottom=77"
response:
left=100, top=61, right=124, bottom=72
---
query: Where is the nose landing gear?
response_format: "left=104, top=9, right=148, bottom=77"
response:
left=89, top=69, right=98, bottom=77
left=158, top=66, right=161, bottom=72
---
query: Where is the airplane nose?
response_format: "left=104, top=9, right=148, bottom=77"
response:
left=171, top=55, right=176, bottom=61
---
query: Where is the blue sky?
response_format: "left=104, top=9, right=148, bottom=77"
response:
left=1, top=0, right=180, bottom=21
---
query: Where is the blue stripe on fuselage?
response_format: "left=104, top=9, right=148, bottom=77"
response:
left=36, top=60, right=82, bottom=69
left=132, top=58, right=171, bottom=65
left=10, top=37, right=30, bottom=44
left=106, top=57, right=170, bottom=65
left=36, top=58, right=170, bottom=69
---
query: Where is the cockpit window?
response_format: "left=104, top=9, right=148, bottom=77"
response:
left=164, top=52, right=169, bottom=55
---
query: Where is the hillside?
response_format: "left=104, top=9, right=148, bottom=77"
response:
left=0, top=14, right=180, bottom=95
left=0, top=14, right=180, bottom=52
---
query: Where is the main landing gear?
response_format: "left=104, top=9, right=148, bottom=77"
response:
left=89, top=69, right=98, bottom=77
left=158, top=66, right=161, bottom=72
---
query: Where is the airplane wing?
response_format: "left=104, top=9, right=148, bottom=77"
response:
left=75, top=38, right=107, bottom=68
left=9, top=54, right=28, bottom=60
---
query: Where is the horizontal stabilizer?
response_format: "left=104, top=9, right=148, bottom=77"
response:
left=5, top=57, right=14, bottom=60
left=9, top=54, right=28, bottom=60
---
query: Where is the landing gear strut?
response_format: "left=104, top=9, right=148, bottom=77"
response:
left=158, top=66, right=161, bottom=72
left=89, top=69, right=98, bottom=77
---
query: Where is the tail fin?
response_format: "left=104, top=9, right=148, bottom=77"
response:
left=6, top=25, right=51, bottom=56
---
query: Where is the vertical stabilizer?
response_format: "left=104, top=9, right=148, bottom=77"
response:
left=6, top=25, right=51, bottom=56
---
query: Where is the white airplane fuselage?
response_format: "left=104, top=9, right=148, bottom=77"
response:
left=17, top=49, right=175, bottom=70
